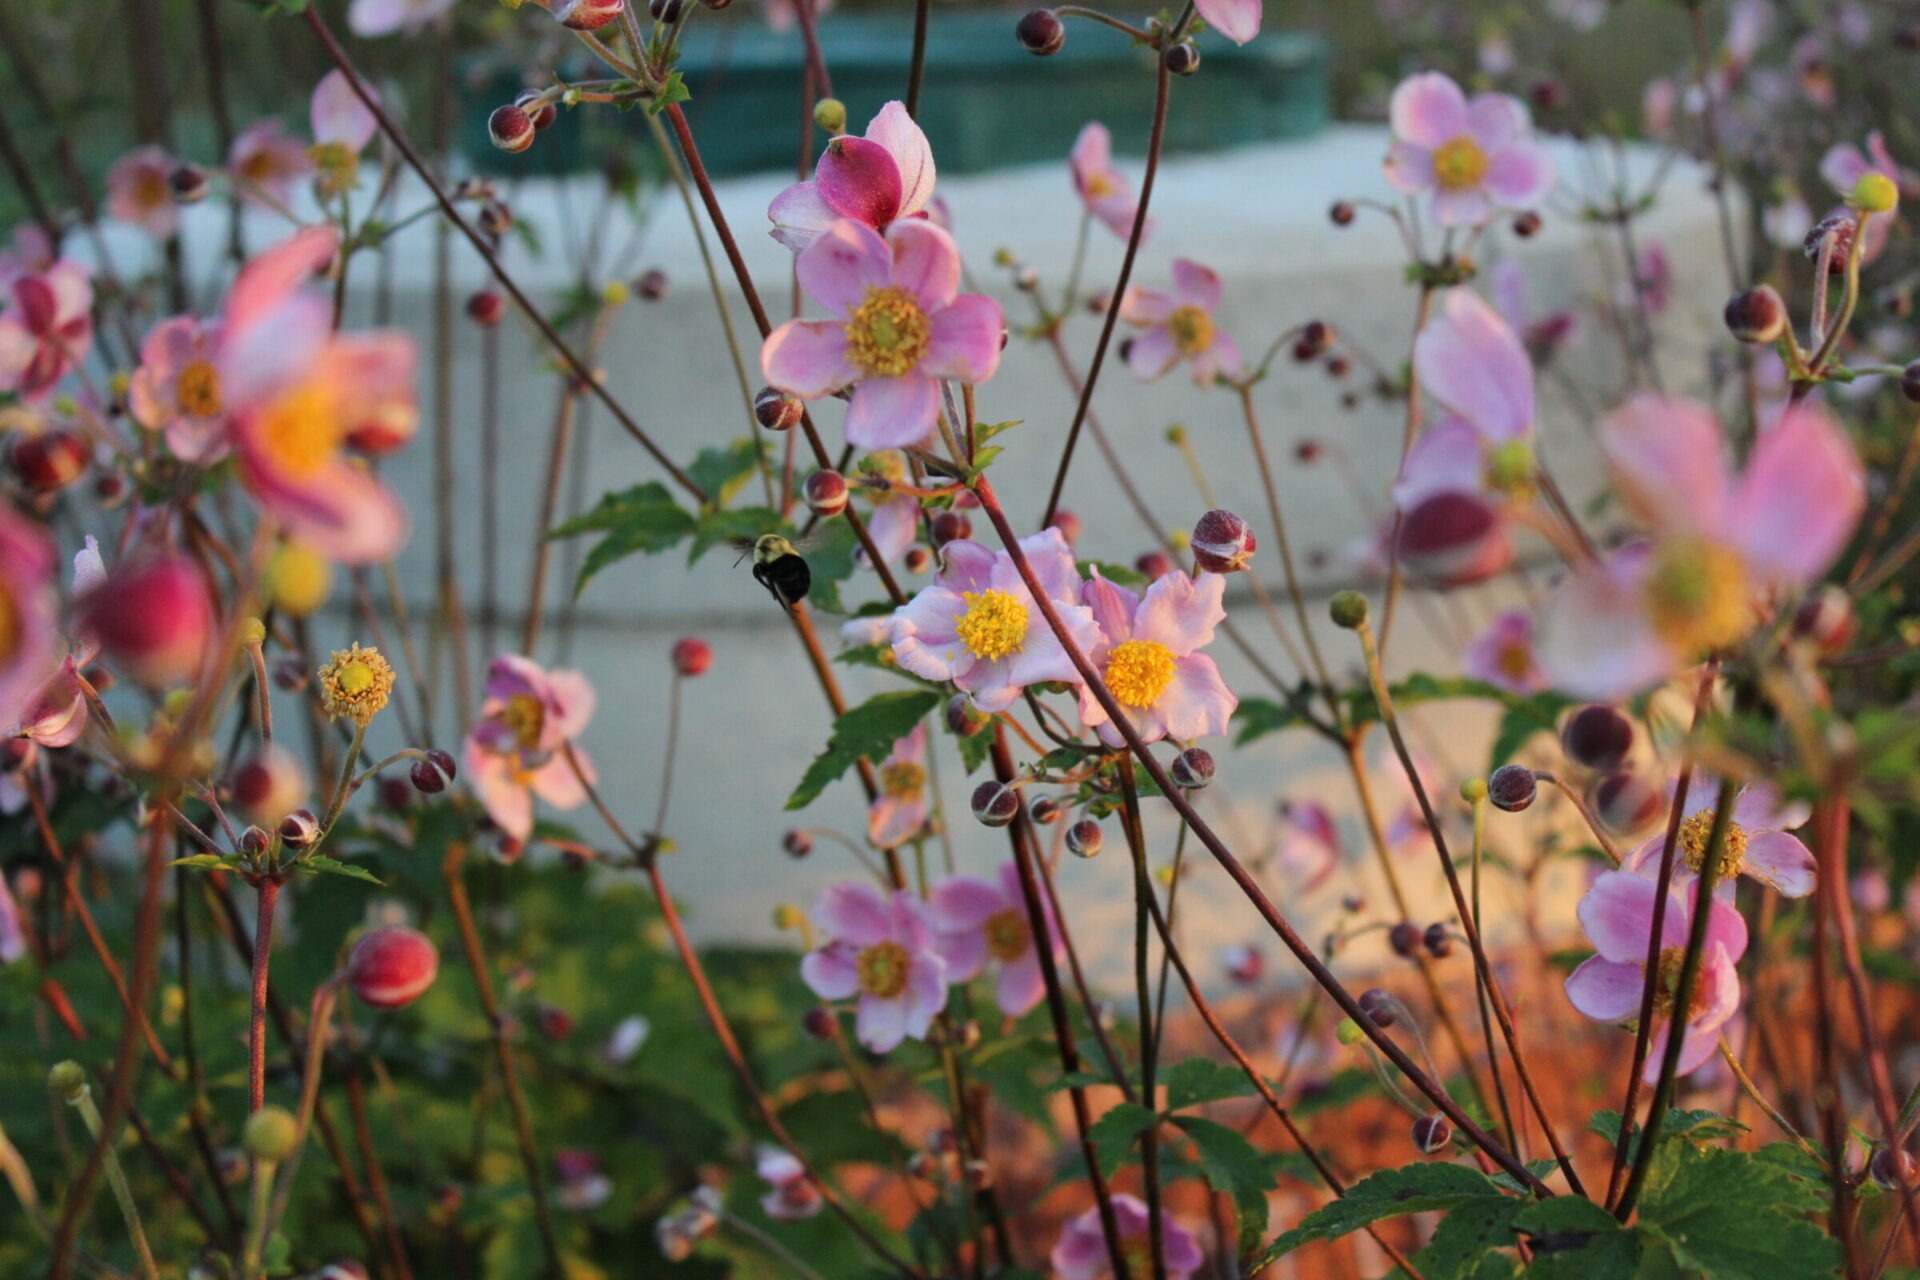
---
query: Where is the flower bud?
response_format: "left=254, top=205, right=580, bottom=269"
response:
left=1135, top=550, right=1173, bottom=580
left=1191, top=508, right=1256, bottom=574
left=945, top=693, right=989, bottom=738
left=804, top=469, right=849, bottom=518
left=1328, top=590, right=1369, bottom=630
left=1591, top=771, right=1662, bottom=833
left=754, top=386, right=803, bottom=432
left=1486, top=764, right=1536, bottom=813
left=801, top=1005, right=837, bottom=1040
left=478, top=200, right=513, bottom=240
left=1412, top=1113, right=1453, bottom=1154
left=1164, top=42, right=1200, bottom=75
left=672, top=636, right=712, bottom=677
left=1805, top=215, right=1856, bottom=272
left=346, top=926, right=439, bottom=1009
left=1792, top=585, right=1855, bottom=655
left=1871, top=1146, right=1916, bottom=1190
left=1459, top=777, right=1488, bottom=804
left=1335, top=1017, right=1364, bottom=1046
left=931, top=511, right=972, bottom=548
left=230, top=746, right=310, bottom=826
left=1357, top=988, right=1397, bottom=1028
left=79, top=553, right=214, bottom=688
left=1066, top=819, right=1103, bottom=858
left=466, top=290, right=506, bottom=326
left=971, top=780, right=1020, bottom=828
left=244, top=1106, right=300, bottom=1162
left=1903, top=361, right=1920, bottom=405
left=534, top=1003, right=574, bottom=1041
left=1423, top=923, right=1454, bottom=958
left=553, top=0, right=625, bottom=29
left=512, top=91, right=557, bottom=133
left=488, top=105, right=536, bottom=154
left=314, top=1262, right=370, bottom=1280
left=1854, top=173, right=1900, bottom=215
left=1048, top=509, right=1081, bottom=546
left=273, top=655, right=309, bottom=692
left=1170, top=747, right=1215, bottom=790
left=170, top=164, right=211, bottom=204
left=1329, top=201, right=1355, bottom=226
left=1388, top=921, right=1421, bottom=958
left=1029, top=795, right=1065, bottom=825
left=649, top=0, right=684, bottom=21
left=812, top=97, right=848, bottom=135
left=10, top=429, right=89, bottom=492
left=630, top=268, right=668, bottom=302
left=1397, top=492, right=1511, bottom=586
left=1016, top=8, right=1065, bottom=55
left=1512, top=210, right=1542, bottom=238
left=411, top=748, right=457, bottom=794
left=1724, top=286, right=1787, bottom=344
left=48, top=1060, right=87, bottom=1103
left=1561, top=705, right=1634, bottom=771
left=819, top=137, right=905, bottom=228
left=905, top=548, right=933, bottom=574
left=782, top=829, right=813, bottom=858
left=278, top=808, right=321, bottom=849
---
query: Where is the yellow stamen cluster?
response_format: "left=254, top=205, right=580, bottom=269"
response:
left=844, top=286, right=931, bottom=378
left=1084, top=172, right=1116, bottom=198
left=0, top=584, right=18, bottom=664
left=856, top=939, right=911, bottom=999
left=1678, top=810, right=1749, bottom=878
left=1104, top=638, right=1177, bottom=709
left=317, top=643, right=395, bottom=728
left=258, top=380, right=344, bottom=478
left=1643, top=540, right=1753, bottom=658
left=1496, top=642, right=1533, bottom=684
left=176, top=360, right=223, bottom=418
left=881, top=760, right=926, bottom=800
left=1432, top=135, right=1490, bottom=191
left=502, top=692, right=547, bottom=751
left=984, top=908, right=1032, bottom=963
left=1651, top=945, right=1713, bottom=1021
left=955, top=589, right=1029, bottom=662
left=1167, top=304, right=1215, bottom=357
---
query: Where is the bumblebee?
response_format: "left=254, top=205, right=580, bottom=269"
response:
left=742, top=534, right=811, bottom=613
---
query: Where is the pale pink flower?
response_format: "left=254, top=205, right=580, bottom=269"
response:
left=1075, top=568, right=1235, bottom=747
left=0, top=224, right=56, bottom=292
left=130, top=317, right=229, bottom=463
left=1462, top=610, right=1547, bottom=696
left=1536, top=397, right=1865, bottom=699
left=348, top=0, right=456, bottom=36
left=887, top=529, right=1100, bottom=713
left=761, top=218, right=1002, bottom=451
left=768, top=101, right=934, bottom=253
left=1070, top=123, right=1150, bottom=240
left=0, top=262, right=92, bottom=402
left=801, top=881, right=947, bottom=1052
left=868, top=724, right=928, bottom=850
left=311, top=69, right=379, bottom=154
left=1819, top=132, right=1907, bottom=263
left=1384, top=72, right=1554, bottom=227
left=930, top=862, right=1060, bottom=1018
left=1121, top=260, right=1241, bottom=386
left=756, top=1147, right=821, bottom=1220
left=1566, top=870, right=1747, bottom=1081
left=1622, top=780, right=1814, bottom=898
left=1051, top=1193, right=1205, bottom=1280
left=228, top=120, right=312, bottom=210
left=1194, top=0, right=1261, bottom=44
left=1274, top=800, right=1341, bottom=893
left=0, top=506, right=58, bottom=732
left=106, top=146, right=179, bottom=239
left=464, top=654, right=597, bottom=843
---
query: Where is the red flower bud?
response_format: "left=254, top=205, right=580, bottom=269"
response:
left=466, top=290, right=506, bottom=327
left=931, top=511, right=971, bottom=548
left=1487, top=764, right=1537, bottom=812
left=1724, top=286, right=1787, bottom=344
left=10, top=430, right=89, bottom=492
left=346, top=926, right=439, bottom=1009
left=1591, top=771, right=1661, bottom=833
left=804, top=469, right=849, bottom=517
left=1397, top=492, right=1512, bottom=586
left=78, top=554, right=214, bottom=688
left=1560, top=705, right=1634, bottom=771
left=1016, top=9, right=1065, bottom=55
left=1170, top=747, right=1214, bottom=789
left=1793, top=585, right=1855, bottom=655
left=1066, top=819, right=1103, bottom=858
left=817, top=136, right=905, bottom=228
left=1191, top=508, right=1256, bottom=574
left=1358, top=987, right=1397, bottom=1027
left=971, top=780, right=1020, bottom=828
left=1048, top=509, right=1081, bottom=546
left=552, top=0, right=625, bottom=29
left=1412, top=1113, right=1453, bottom=1154
left=1388, top=921, right=1421, bottom=958
left=672, top=636, right=712, bottom=677
left=487, top=105, right=536, bottom=154
left=1135, top=550, right=1173, bottom=581
left=754, top=386, right=803, bottom=432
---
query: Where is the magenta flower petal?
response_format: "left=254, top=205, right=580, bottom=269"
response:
left=1082, top=570, right=1140, bottom=645
left=1483, top=141, right=1555, bottom=209
left=844, top=371, right=940, bottom=449
left=937, top=539, right=998, bottom=594
left=1742, top=831, right=1815, bottom=898
left=1126, top=326, right=1180, bottom=380
left=1578, top=870, right=1669, bottom=963
left=1462, top=609, right=1546, bottom=695
left=1158, top=654, right=1237, bottom=740
left=1391, top=72, right=1470, bottom=150
left=1383, top=141, right=1436, bottom=195
left=1727, top=405, right=1865, bottom=587
left=886, top=220, right=961, bottom=311
left=1119, top=286, right=1175, bottom=326
left=930, top=875, right=1003, bottom=932
left=1414, top=289, right=1534, bottom=442
left=762, top=319, right=856, bottom=398
left=1466, top=93, right=1529, bottom=152
left=1599, top=396, right=1732, bottom=539
left=856, top=992, right=909, bottom=1052
left=814, top=881, right=892, bottom=947
left=923, top=294, right=1004, bottom=383
left=311, top=70, right=377, bottom=152
left=1194, top=0, right=1261, bottom=43
left=769, top=180, right=837, bottom=252
left=1431, top=188, right=1493, bottom=229
left=1566, top=956, right=1644, bottom=1021
left=996, top=955, right=1045, bottom=1018
left=865, top=102, right=936, bottom=217
left=1394, top=417, right=1490, bottom=510
left=1171, top=258, right=1224, bottom=312
left=816, top=136, right=905, bottom=229
left=796, top=219, right=893, bottom=317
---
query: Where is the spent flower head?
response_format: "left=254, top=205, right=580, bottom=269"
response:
left=318, top=643, right=395, bottom=727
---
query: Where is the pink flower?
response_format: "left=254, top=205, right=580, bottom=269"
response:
left=0, top=262, right=93, bottom=401
left=887, top=529, right=1100, bottom=713
left=756, top=1147, right=821, bottom=1220
left=1462, top=610, right=1546, bottom=696
left=930, top=862, right=1060, bottom=1018
left=228, top=120, right=312, bottom=210
left=77, top=553, right=215, bottom=689
left=130, top=317, right=229, bottom=463
left=1536, top=397, right=1865, bottom=699
left=761, top=219, right=1002, bottom=451
left=1051, top=1192, right=1205, bottom=1280
left=1274, top=801, right=1341, bottom=893
left=1622, top=780, right=1814, bottom=898
left=0, top=506, right=58, bottom=731
left=1565, top=870, right=1748, bottom=1081
left=310, top=72, right=379, bottom=197
left=464, top=654, right=597, bottom=843
left=348, top=0, right=456, bottom=36
left=868, top=724, right=928, bottom=850
left=0, top=224, right=55, bottom=292
left=859, top=492, right=920, bottom=571
left=1194, top=0, right=1261, bottom=45
left=1384, top=72, right=1554, bottom=227
left=1075, top=568, right=1235, bottom=747
left=800, top=881, right=947, bottom=1052
left=0, top=873, right=23, bottom=965
left=1818, top=132, right=1907, bottom=263
left=1121, top=260, right=1241, bottom=386
left=1071, top=124, right=1150, bottom=240
left=106, top=146, right=179, bottom=239
left=768, top=101, right=935, bottom=253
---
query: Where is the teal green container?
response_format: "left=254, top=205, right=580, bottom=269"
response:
left=463, top=12, right=1328, bottom=178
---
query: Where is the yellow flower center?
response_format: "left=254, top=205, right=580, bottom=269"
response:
left=856, top=939, right=911, bottom=999
left=1167, top=304, right=1214, bottom=357
left=316, top=643, right=395, bottom=727
left=1084, top=172, right=1116, bottom=198
left=1651, top=945, right=1714, bottom=1021
left=1642, top=540, right=1753, bottom=658
left=256, top=379, right=343, bottom=478
left=242, top=150, right=281, bottom=183
left=1497, top=642, right=1533, bottom=683
left=136, top=171, right=169, bottom=211
left=984, top=907, right=1031, bottom=963
left=1482, top=438, right=1536, bottom=502
left=1121, top=1241, right=1155, bottom=1277
left=1433, top=135, right=1490, bottom=192
left=0, top=582, right=18, bottom=665
left=503, top=692, right=546, bottom=750
left=881, top=760, right=926, bottom=800
left=955, top=589, right=1029, bottom=662
left=844, top=286, right=931, bottom=379
left=1104, top=639, right=1177, bottom=709
left=1678, top=810, right=1749, bottom=878
left=176, top=360, right=223, bottom=419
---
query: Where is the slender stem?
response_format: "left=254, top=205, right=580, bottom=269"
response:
left=248, top=877, right=284, bottom=1115
left=1715, top=1037, right=1823, bottom=1167
left=1116, top=758, right=1167, bottom=1278
left=1469, top=795, right=1521, bottom=1154
left=241, top=1156, right=277, bottom=1280
left=1377, top=283, right=1437, bottom=656
left=905, top=0, right=931, bottom=118
left=67, top=1083, right=161, bottom=1280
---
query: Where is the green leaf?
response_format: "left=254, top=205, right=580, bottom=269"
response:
left=786, top=691, right=942, bottom=811
left=299, top=855, right=385, bottom=886
left=1512, top=1197, right=1638, bottom=1279
left=547, top=482, right=695, bottom=593
left=169, top=854, right=232, bottom=872
left=688, top=438, right=766, bottom=512
left=1409, top=1198, right=1521, bottom=1278
left=1078, top=560, right=1148, bottom=590
left=647, top=69, right=691, bottom=116
left=975, top=419, right=1022, bottom=443
left=1087, top=1102, right=1159, bottom=1178
left=1585, top=1109, right=1746, bottom=1164
left=801, top=518, right=859, bottom=615
left=1251, top=1162, right=1511, bottom=1269
left=690, top=505, right=777, bottom=566
left=955, top=723, right=992, bottom=775
left=1634, top=1142, right=1838, bottom=1280
left=1162, top=1056, right=1261, bottom=1111
left=1233, top=696, right=1310, bottom=745
left=1486, top=692, right=1576, bottom=772
left=1172, top=1115, right=1274, bottom=1257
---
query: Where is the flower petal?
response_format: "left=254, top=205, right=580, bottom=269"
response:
left=1413, top=288, right=1533, bottom=441
left=1599, top=395, right=1732, bottom=539
left=761, top=320, right=855, bottom=398
left=1156, top=654, right=1236, bottom=740
left=886, top=219, right=961, bottom=311
left=801, top=944, right=861, bottom=999
left=923, top=294, right=1003, bottom=383
left=1391, top=72, right=1470, bottom=150
left=1535, top=548, right=1675, bottom=700
left=1135, top=570, right=1225, bottom=656
left=1578, top=870, right=1662, bottom=963
left=844, top=371, right=941, bottom=450
left=1744, top=831, right=1816, bottom=898
left=1727, top=404, right=1865, bottom=586
left=814, top=881, right=891, bottom=946
left=1566, top=956, right=1645, bottom=1021
left=1193, top=0, right=1261, bottom=44
left=796, top=218, right=893, bottom=317
left=866, top=101, right=936, bottom=218
left=855, top=993, right=908, bottom=1052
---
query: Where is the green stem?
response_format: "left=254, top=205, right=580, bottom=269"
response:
left=69, top=1085, right=160, bottom=1280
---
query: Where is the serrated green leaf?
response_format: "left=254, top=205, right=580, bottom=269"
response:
left=1512, top=1196, right=1638, bottom=1278
left=1634, top=1142, right=1838, bottom=1280
left=786, top=691, right=941, bottom=811
left=1234, top=696, right=1309, bottom=745
left=690, top=505, right=778, bottom=566
left=688, top=438, right=766, bottom=512
left=1087, top=1101, right=1160, bottom=1178
left=1162, top=1056, right=1260, bottom=1111
left=975, top=419, right=1022, bottom=443
left=547, top=482, right=695, bottom=592
left=955, top=723, right=992, bottom=775
left=1486, top=692, right=1576, bottom=772
left=646, top=69, right=691, bottom=116
left=1585, top=1108, right=1746, bottom=1165
left=1410, top=1198, right=1522, bottom=1278
left=1171, top=1115, right=1273, bottom=1257
left=299, top=855, right=385, bottom=886
left=169, top=854, right=232, bottom=871
left=802, top=519, right=859, bottom=615
left=1251, top=1162, right=1510, bottom=1269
